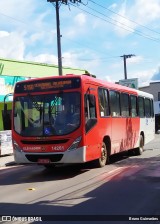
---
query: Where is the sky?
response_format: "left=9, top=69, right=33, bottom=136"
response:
left=0, top=0, right=160, bottom=87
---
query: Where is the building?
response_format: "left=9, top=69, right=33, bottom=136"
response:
left=139, top=81, right=160, bottom=132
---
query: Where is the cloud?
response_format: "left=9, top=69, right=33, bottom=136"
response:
left=108, top=3, right=118, bottom=10
left=0, top=31, right=25, bottom=60
left=64, top=13, right=87, bottom=39
left=29, top=30, right=56, bottom=46
left=100, top=67, right=156, bottom=87
left=130, top=68, right=156, bottom=87
left=62, top=49, right=102, bottom=74
left=0, top=31, right=9, bottom=38
left=151, top=66, right=160, bottom=81
left=62, top=52, right=78, bottom=67
left=127, top=55, right=143, bottom=64
left=104, top=75, right=116, bottom=83
left=133, top=0, right=160, bottom=22
left=0, top=0, right=35, bottom=26
left=111, top=0, right=136, bottom=36
left=0, top=0, right=58, bottom=60
left=25, top=53, right=58, bottom=65
left=112, top=0, right=160, bottom=36
left=74, top=13, right=86, bottom=26
left=0, top=0, right=159, bottom=91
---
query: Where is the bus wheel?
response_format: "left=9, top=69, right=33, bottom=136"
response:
left=135, top=135, right=144, bottom=155
left=95, top=142, right=108, bottom=168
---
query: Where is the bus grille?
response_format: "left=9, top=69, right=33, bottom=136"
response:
left=25, top=154, right=63, bottom=162
left=21, top=139, right=68, bottom=144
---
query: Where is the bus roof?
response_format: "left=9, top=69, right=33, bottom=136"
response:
left=15, top=74, right=153, bottom=99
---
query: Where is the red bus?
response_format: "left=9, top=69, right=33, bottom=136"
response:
left=12, top=74, right=155, bottom=168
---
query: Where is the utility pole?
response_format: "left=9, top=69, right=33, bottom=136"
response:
left=120, top=54, right=135, bottom=79
left=47, top=0, right=81, bottom=76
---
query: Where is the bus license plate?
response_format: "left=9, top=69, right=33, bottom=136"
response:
left=38, top=159, right=50, bottom=164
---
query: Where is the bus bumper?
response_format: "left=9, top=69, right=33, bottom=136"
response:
left=13, top=146, right=86, bottom=164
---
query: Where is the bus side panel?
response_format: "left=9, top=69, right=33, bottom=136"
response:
left=83, top=83, right=103, bottom=162
left=124, top=117, right=140, bottom=150
left=139, top=117, right=155, bottom=145
left=111, top=117, right=125, bottom=154
left=85, top=127, right=101, bottom=162
left=111, top=117, right=140, bottom=154
left=85, top=117, right=112, bottom=162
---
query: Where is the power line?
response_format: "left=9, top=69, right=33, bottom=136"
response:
left=72, top=3, right=160, bottom=43
left=85, top=4, right=160, bottom=40
left=0, top=11, right=26, bottom=24
left=63, top=55, right=119, bottom=62
left=87, top=3, right=158, bottom=40
left=89, top=0, right=160, bottom=36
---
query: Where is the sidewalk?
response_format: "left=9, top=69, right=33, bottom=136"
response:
left=0, top=154, right=16, bottom=168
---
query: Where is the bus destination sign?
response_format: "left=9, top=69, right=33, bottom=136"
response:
left=15, top=78, right=81, bottom=93
left=24, top=80, right=72, bottom=91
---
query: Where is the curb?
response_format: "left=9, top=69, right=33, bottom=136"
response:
left=5, top=161, right=16, bottom=166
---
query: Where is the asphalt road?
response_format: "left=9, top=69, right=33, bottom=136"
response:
left=0, top=135, right=160, bottom=224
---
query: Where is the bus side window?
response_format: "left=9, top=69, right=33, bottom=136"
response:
left=130, top=95, right=138, bottom=117
left=138, top=97, right=145, bottom=118
left=145, top=98, right=151, bottom=118
left=84, top=94, right=97, bottom=133
left=98, top=88, right=110, bottom=117
left=109, top=90, right=120, bottom=117
left=121, top=93, right=129, bottom=117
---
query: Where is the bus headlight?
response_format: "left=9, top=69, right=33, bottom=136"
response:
left=67, top=136, right=82, bottom=151
left=13, top=140, right=22, bottom=152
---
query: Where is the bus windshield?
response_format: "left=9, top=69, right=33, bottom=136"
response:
left=13, top=92, right=80, bottom=136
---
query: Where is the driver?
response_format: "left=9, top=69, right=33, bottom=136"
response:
left=54, top=99, right=80, bottom=134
